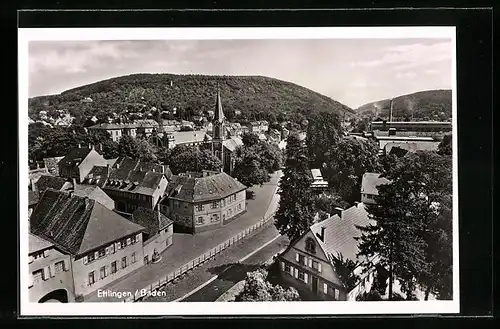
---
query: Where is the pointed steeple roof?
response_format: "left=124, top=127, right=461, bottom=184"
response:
left=214, top=85, right=224, bottom=123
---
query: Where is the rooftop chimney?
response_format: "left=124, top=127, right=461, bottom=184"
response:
left=333, top=207, right=343, bottom=218
left=316, top=227, right=326, bottom=242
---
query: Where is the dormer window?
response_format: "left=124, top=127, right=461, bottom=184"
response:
left=305, top=237, right=316, bottom=254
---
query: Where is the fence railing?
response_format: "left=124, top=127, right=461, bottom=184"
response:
left=124, top=206, right=278, bottom=302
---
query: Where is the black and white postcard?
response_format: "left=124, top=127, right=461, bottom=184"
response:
left=19, top=26, right=458, bottom=316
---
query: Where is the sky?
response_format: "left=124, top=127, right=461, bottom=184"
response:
left=28, top=38, right=453, bottom=109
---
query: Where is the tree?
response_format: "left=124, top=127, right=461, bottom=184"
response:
left=166, top=145, right=222, bottom=174
left=331, top=252, right=360, bottom=292
left=233, top=147, right=270, bottom=187
left=275, top=136, right=316, bottom=242
left=179, top=126, right=194, bottom=132
left=323, top=137, right=381, bottom=203
left=242, top=132, right=260, bottom=147
left=136, top=138, right=159, bottom=163
left=118, top=134, right=140, bottom=158
left=306, top=111, right=342, bottom=167
left=356, top=150, right=453, bottom=300
left=100, top=139, right=120, bottom=159
left=314, top=193, right=350, bottom=214
left=235, top=269, right=300, bottom=302
left=253, top=142, right=283, bottom=173
left=438, top=134, right=452, bottom=156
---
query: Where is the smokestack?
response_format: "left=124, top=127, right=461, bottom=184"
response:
left=389, top=98, right=394, bottom=122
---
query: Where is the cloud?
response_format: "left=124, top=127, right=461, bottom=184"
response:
left=350, top=41, right=452, bottom=70
left=396, top=71, right=417, bottom=79
left=424, top=69, right=440, bottom=75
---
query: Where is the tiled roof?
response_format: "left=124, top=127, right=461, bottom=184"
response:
left=311, top=169, right=323, bottom=180
left=58, top=147, right=92, bottom=167
left=29, top=233, right=53, bottom=254
left=35, top=175, right=70, bottom=193
left=83, top=157, right=168, bottom=195
left=130, top=207, right=173, bottom=239
left=310, top=203, right=373, bottom=263
left=223, top=136, right=243, bottom=153
left=43, top=156, right=64, bottom=175
left=30, top=189, right=144, bottom=256
left=171, top=131, right=210, bottom=145
left=361, top=173, right=391, bottom=196
left=88, top=123, right=136, bottom=130
left=165, top=172, right=247, bottom=203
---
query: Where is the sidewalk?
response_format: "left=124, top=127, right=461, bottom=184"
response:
left=145, top=219, right=289, bottom=302
left=85, top=171, right=282, bottom=302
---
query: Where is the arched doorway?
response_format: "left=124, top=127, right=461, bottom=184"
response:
left=38, top=289, right=68, bottom=303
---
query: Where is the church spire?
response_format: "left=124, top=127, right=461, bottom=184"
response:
left=214, top=84, right=224, bottom=123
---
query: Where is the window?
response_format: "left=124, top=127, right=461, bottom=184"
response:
left=238, top=203, right=242, bottom=210
left=305, top=238, right=316, bottom=253
left=297, top=254, right=305, bottom=265
left=312, top=260, right=322, bottom=272
left=323, top=283, right=328, bottom=294
left=32, top=269, right=43, bottom=284
left=121, top=257, right=127, bottom=269
left=132, top=252, right=137, bottom=263
left=55, top=261, right=64, bottom=274
left=88, top=271, right=95, bottom=285
left=211, top=201, right=218, bottom=209
left=130, top=235, right=136, bottom=244
left=210, top=214, right=219, bottom=223
left=111, top=261, right=117, bottom=274
left=126, top=238, right=131, bottom=245
left=284, top=263, right=291, bottom=274
left=98, top=249, right=106, bottom=258
left=100, top=266, right=107, bottom=279
left=197, top=216, right=204, bottom=225
left=197, top=204, right=203, bottom=211
left=334, top=288, right=339, bottom=300
left=88, top=253, right=95, bottom=263
left=298, top=271, right=305, bottom=281
left=32, top=251, right=44, bottom=260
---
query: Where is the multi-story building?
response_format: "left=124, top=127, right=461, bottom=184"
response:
left=369, top=120, right=452, bottom=138
left=81, top=157, right=171, bottom=214
left=360, top=173, right=392, bottom=205
left=310, top=169, right=329, bottom=191
left=58, top=145, right=108, bottom=183
left=88, top=123, right=130, bottom=142
left=161, top=171, right=247, bottom=234
left=277, top=202, right=378, bottom=301
left=29, top=233, right=75, bottom=303
left=29, top=189, right=146, bottom=302
left=129, top=207, right=174, bottom=264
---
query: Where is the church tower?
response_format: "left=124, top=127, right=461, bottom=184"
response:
left=212, top=87, right=225, bottom=171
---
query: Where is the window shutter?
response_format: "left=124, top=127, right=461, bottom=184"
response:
left=294, top=268, right=298, bottom=279
left=280, top=261, right=285, bottom=271
left=49, top=264, right=56, bottom=277
left=28, top=273, right=33, bottom=287
left=43, top=250, right=49, bottom=257
left=43, top=267, right=49, bottom=280
left=318, top=263, right=322, bottom=273
left=295, top=253, right=299, bottom=262
left=106, top=247, right=110, bottom=255
left=63, top=259, right=69, bottom=271
left=323, top=283, right=328, bottom=294
left=136, top=234, right=140, bottom=241
left=83, top=256, right=88, bottom=265
left=303, top=256, right=307, bottom=266
left=127, top=238, right=131, bottom=245
left=334, top=289, right=339, bottom=300
left=304, top=273, right=308, bottom=283
left=308, top=259, right=312, bottom=268
left=94, top=251, right=99, bottom=259
left=28, top=255, right=34, bottom=264
left=289, top=266, right=294, bottom=275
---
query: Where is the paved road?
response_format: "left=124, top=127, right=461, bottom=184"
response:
left=86, top=171, right=282, bottom=302
left=182, top=234, right=289, bottom=302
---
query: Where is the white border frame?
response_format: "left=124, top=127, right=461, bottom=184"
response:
left=19, top=26, right=458, bottom=316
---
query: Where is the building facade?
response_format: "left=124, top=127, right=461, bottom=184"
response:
left=58, top=146, right=108, bottom=183
left=29, top=189, right=146, bottom=302
left=161, top=171, right=247, bottom=234
left=278, top=203, right=377, bottom=301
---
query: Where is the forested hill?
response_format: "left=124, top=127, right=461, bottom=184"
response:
left=356, top=89, right=452, bottom=121
left=28, top=73, right=356, bottom=124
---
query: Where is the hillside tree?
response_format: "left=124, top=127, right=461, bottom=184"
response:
left=306, top=111, right=342, bottom=167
